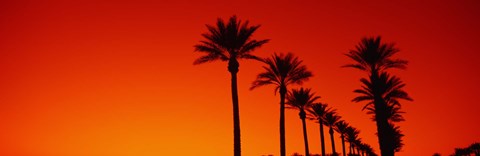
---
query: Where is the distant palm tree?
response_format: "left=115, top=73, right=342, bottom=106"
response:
left=344, top=36, right=410, bottom=156
left=287, top=88, right=320, bottom=156
left=345, top=126, right=360, bottom=155
left=308, top=102, right=331, bottom=156
left=335, top=120, right=349, bottom=156
left=354, top=138, right=363, bottom=155
left=324, top=111, right=341, bottom=155
left=360, top=143, right=375, bottom=156
left=251, top=52, right=313, bottom=156
left=194, top=15, right=269, bottom=156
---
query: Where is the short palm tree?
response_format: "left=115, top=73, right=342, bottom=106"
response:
left=251, top=52, right=312, bottom=156
left=324, top=111, right=341, bottom=155
left=334, top=120, right=349, bottom=156
left=354, top=138, right=363, bottom=155
left=194, top=15, right=269, bottom=156
left=308, top=102, right=331, bottom=156
left=345, top=126, right=360, bottom=155
left=287, top=88, right=320, bottom=156
left=344, top=36, right=410, bottom=156
left=359, top=143, right=374, bottom=156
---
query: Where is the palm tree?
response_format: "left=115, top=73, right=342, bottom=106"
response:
left=344, top=37, right=410, bottom=156
left=193, top=15, right=269, bottom=156
left=251, top=52, right=313, bottom=156
left=308, top=102, right=331, bottom=156
left=352, top=72, right=412, bottom=155
left=354, top=138, right=363, bottom=156
left=287, top=88, right=320, bottom=156
left=345, top=126, right=360, bottom=156
left=344, top=36, right=410, bottom=156
left=360, top=143, right=375, bottom=156
left=324, top=111, right=341, bottom=155
left=335, top=120, right=349, bottom=156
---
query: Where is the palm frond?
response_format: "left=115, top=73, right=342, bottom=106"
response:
left=193, top=15, right=268, bottom=65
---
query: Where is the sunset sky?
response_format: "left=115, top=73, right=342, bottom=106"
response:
left=1, top=1, right=479, bottom=156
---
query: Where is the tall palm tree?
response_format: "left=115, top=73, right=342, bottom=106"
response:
left=345, top=126, right=360, bottom=155
left=352, top=72, right=412, bottom=155
left=194, top=15, right=269, bottom=156
left=308, top=102, right=331, bottom=156
left=251, top=52, right=313, bottom=156
left=287, top=88, right=320, bottom=156
left=344, top=36, right=411, bottom=156
left=334, top=120, right=349, bottom=156
left=324, top=111, right=341, bottom=155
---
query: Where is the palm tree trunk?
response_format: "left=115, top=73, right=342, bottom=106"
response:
left=375, top=116, right=394, bottom=156
left=229, top=58, right=241, bottom=156
left=329, top=127, right=336, bottom=155
left=280, top=85, right=287, bottom=156
left=371, top=71, right=393, bottom=156
left=352, top=144, right=356, bottom=155
left=319, top=120, right=326, bottom=156
left=349, top=142, right=352, bottom=155
left=300, top=110, right=310, bottom=156
left=341, top=134, right=346, bottom=156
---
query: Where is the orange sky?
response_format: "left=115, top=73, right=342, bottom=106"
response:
left=1, top=1, right=479, bottom=156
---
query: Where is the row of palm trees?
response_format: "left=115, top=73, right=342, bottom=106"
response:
left=193, top=15, right=411, bottom=156
left=250, top=51, right=376, bottom=156
left=285, top=87, right=377, bottom=156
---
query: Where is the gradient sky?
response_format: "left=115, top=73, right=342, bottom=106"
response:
left=1, top=0, right=479, bottom=156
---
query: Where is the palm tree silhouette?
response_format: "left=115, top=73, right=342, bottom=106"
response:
left=352, top=72, right=412, bottom=155
left=334, top=120, right=349, bottom=156
left=344, top=36, right=411, bottom=156
left=193, top=15, right=269, bottom=156
left=324, top=111, right=341, bottom=155
left=287, top=88, right=320, bottom=156
left=353, top=138, right=363, bottom=155
left=308, top=102, right=331, bottom=156
left=345, top=126, right=360, bottom=156
left=251, top=52, right=313, bottom=156
left=359, top=143, right=376, bottom=156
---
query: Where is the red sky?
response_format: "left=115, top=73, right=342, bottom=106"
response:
left=1, top=0, right=479, bottom=155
